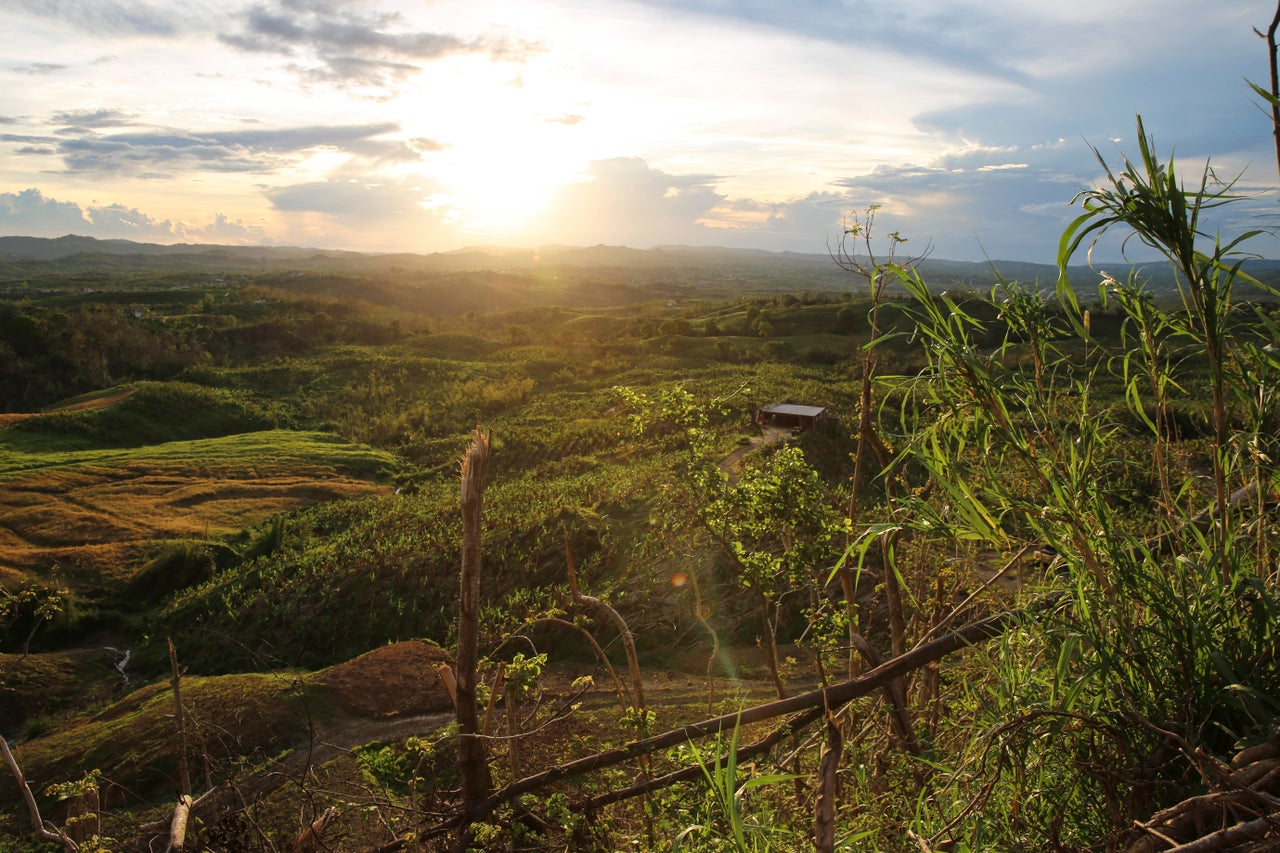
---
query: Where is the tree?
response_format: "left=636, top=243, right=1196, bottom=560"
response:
left=707, top=446, right=847, bottom=698
left=1253, top=2, right=1280, bottom=183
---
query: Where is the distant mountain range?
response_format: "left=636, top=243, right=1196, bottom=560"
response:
left=3, top=234, right=1280, bottom=298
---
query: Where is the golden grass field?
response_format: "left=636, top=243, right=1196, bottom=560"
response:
left=0, top=391, right=396, bottom=588
left=0, top=461, right=390, bottom=586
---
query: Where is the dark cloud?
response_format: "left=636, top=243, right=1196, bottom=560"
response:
left=725, top=191, right=853, bottom=253
left=16, top=145, right=56, bottom=154
left=530, top=160, right=880, bottom=255
left=39, top=122, right=413, bottom=175
left=14, top=62, right=67, bottom=75
left=0, top=117, right=19, bottom=125
left=191, top=212, right=272, bottom=243
left=291, top=55, right=421, bottom=89
left=218, top=1, right=534, bottom=93
left=632, top=0, right=1034, bottom=86
left=9, top=0, right=180, bottom=35
left=222, top=3, right=461, bottom=59
left=0, top=187, right=269, bottom=243
left=50, top=108, right=137, bottom=128
left=1, top=133, right=59, bottom=144
left=826, top=140, right=1276, bottom=263
left=259, top=177, right=469, bottom=250
left=827, top=154, right=1080, bottom=261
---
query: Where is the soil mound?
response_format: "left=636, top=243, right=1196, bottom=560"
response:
left=314, top=640, right=454, bottom=719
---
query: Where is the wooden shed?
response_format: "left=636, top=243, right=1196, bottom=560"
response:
left=756, top=403, right=830, bottom=430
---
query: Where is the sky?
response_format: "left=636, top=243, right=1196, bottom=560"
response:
left=1, top=0, right=1278, bottom=262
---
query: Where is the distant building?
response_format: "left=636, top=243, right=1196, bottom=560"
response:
left=756, top=403, right=830, bottom=430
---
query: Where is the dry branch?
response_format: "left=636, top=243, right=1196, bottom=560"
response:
left=565, top=526, right=645, bottom=713
left=169, top=638, right=191, bottom=798
left=1, top=734, right=78, bottom=850
left=293, top=806, right=339, bottom=853
left=437, top=602, right=1031, bottom=830
left=534, top=617, right=630, bottom=714
left=1162, top=811, right=1280, bottom=852
left=1127, top=746, right=1280, bottom=851
left=579, top=703, right=828, bottom=813
left=1143, top=481, right=1275, bottom=558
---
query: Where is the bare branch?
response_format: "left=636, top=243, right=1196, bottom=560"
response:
left=0, top=734, right=78, bottom=851
left=441, top=602, right=1036, bottom=830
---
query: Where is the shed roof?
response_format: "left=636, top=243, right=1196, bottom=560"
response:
left=759, top=404, right=827, bottom=418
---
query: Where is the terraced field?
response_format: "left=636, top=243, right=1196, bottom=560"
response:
left=0, top=389, right=400, bottom=588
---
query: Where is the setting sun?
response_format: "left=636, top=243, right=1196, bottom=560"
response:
left=440, top=138, right=582, bottom=235
left=396, top=54, right=593, bottom=238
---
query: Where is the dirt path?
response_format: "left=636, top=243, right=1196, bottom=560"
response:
left=718, top=425, right=791, bottom=484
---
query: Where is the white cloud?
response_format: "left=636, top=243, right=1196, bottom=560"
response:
left=0, top=188, right=268, bottom=243
left=0, top=0, right=1276, bottom=261
left=528, top=158, right=725, bottom=247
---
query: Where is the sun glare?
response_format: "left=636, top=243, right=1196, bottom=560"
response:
left=444, top=145, right=575, bottom=236
left=401, top=54, right=590, bottom=240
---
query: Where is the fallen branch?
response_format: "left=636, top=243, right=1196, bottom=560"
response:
left=136, top=787, right=219, bottom=836
left=1144, top=481, right=1276, bottom=558
left=429, top=601, right=1033, bottom=832
left=1, top=734, right=78, bottom=851
left=581, top=704, right=827, bottom=812
left=166, top=794, right=194, bottom=852
left=1163, top=810, right=1280, bottom=852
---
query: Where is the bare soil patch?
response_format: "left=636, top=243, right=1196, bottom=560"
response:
left=314, top=640, right=456, bottom=719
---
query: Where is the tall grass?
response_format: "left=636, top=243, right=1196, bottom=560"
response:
left=864, top=119, right=1280, bottom=848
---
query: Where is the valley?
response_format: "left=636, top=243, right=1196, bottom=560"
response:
left=0, top=234, right=1278, bottom=851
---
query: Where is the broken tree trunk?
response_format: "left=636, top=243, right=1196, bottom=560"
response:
left=166, top=794, right=194, bottom=853
left=815, top=714, right=843, bottom=853
left=456, top=427, right=493, bottom=841
left=293, top=806, right=339, bottom=853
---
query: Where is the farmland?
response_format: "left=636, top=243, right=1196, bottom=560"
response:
left=1, top=231, right=1279, bottom=851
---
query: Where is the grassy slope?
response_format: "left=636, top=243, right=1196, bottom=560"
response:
left=0, top=284, right=875, bottom=845
left=0, top=383, right=400, bottom=592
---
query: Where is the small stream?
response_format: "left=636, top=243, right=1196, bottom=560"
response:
left=103, top=646, right=132, bottom=684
